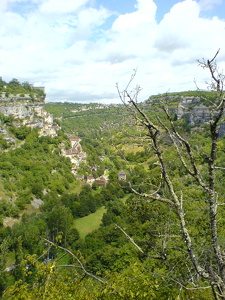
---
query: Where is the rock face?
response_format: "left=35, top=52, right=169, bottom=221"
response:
left=0, top=102, right=43, bottom=119
left=0, top=100, right=60, bottom=137
left=148, top=94, right=225, bottom=136
left=177, top=96, right=211, bottom=125
left=0, top=93, right=44, bottom=102
left=176, top=96, right=225, bottom=136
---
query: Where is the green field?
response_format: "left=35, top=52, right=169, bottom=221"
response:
left=73, top=206, right=107, bottom=239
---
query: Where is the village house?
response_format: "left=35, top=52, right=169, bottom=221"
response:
left=61, top=134, right=88, bottom=176
left=118, top=171, right=127, bottom=181
left=94, top=177, right=107, bottom=187
left=90, top=166, right=97, bottom=172
left=75, top=174, right=85, bottom=180
left=86, top=175, right=95, bottom=185
left=69, top=136, right=81, bottom=148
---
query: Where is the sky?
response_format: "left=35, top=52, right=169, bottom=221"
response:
left=0, top=0, right=225, bottom=103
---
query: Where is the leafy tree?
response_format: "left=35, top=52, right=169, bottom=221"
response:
left=0, top=237, right=10, bottom=297
left=8, top=78, right=21, bottom=87
left=66, top=227, right=80, bottom=248
left=22, top=81, right=32, bottom=91
left=102, top=200, right=126, bottom=226
left=44, top=205, right=73, bottom=244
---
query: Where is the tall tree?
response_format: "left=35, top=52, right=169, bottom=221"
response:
left=117, top=50, right=225, bottom=299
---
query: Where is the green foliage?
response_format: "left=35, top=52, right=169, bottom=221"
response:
left=0, top=78, right=45, bottom=100
left=1, top=89, right=225, bottom=298
left=9, top=126, right=31, bottom=140
left=149, top=90, right=218, bottom=107
left=0, top=128, right=76, bottom=220
left=0, top=200, right=20, bottom=218
left=44, top=205, right=74, bottom=242
left=11, top=214, right=46, bottom=255
left=101, top=200, right=126, bottom=226
left=3, top=256, right=160, bottom=300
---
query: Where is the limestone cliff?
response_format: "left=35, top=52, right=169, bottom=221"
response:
left=177, top=96, right=211, bottom=125
left=0, top=100, right=60, bottom=137
left=147, top=94, right=225, bottom=136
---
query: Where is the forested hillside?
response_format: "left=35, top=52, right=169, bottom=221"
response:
left=1, top=56, right=225, bottom=299
left=0, top=92, right=223, bottom=299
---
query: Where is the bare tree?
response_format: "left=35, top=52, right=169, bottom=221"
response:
left=116, top=51, right=225, bottom=299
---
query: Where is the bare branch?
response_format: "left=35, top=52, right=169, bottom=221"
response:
left=209, top=49, right=220, bottom=64
left=157, top=113, right=209, bottom=192
left=129, top=184, right=174, bottom=206
left=148, top=270, right=211, bottom=291
left=43, top=239, right=107, bottom=285
left=115, top=224, right=148, bottom=256
left=115, top=224, right=165, bottom=260
left=117, top=51, right=225, bottom=298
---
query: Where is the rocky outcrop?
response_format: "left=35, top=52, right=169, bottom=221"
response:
left=0, top=101, right=60, bottom=137
left=176, top=96, right=225, bottom=136
left=177, top=96, right=211, bottom=125
left=0, top=93, right=42, bottom=102
left=148, top=94, right=225, bottom=136
left=0, top=102, right=44, bottom=119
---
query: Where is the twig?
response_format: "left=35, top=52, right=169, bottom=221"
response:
left=43, top=238, right=107, bottom=285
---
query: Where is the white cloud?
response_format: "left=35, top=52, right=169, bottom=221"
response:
left=153, top=0, right=225, bottom=67
left=0, top=0, right=225, bottom=103
left=39, top=0, right=90, bottom=14
left=112, top=0, right=157, bottom=31
left=103, top=0, right=157, bottom=63
left=0, top=0, right=8, bottom=12
left=155, top=0, right=200, bottom=51
left=199, top=0, right=223, bottom=10
left=68, top=6, right=111, bottom=40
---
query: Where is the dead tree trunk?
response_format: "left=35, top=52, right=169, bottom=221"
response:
left=117, top=50, right=225, bottom=299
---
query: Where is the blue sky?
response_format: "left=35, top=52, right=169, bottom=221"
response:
left=97, top=0, right=225, bottom=21
left=0, top=0, right=225, bottom=103
left=96, top=0, right=225, bottom=20
left=155, top=0, right=225, bottom=20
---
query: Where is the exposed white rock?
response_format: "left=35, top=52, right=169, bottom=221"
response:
left=0, top=101, right=60, bottom=137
